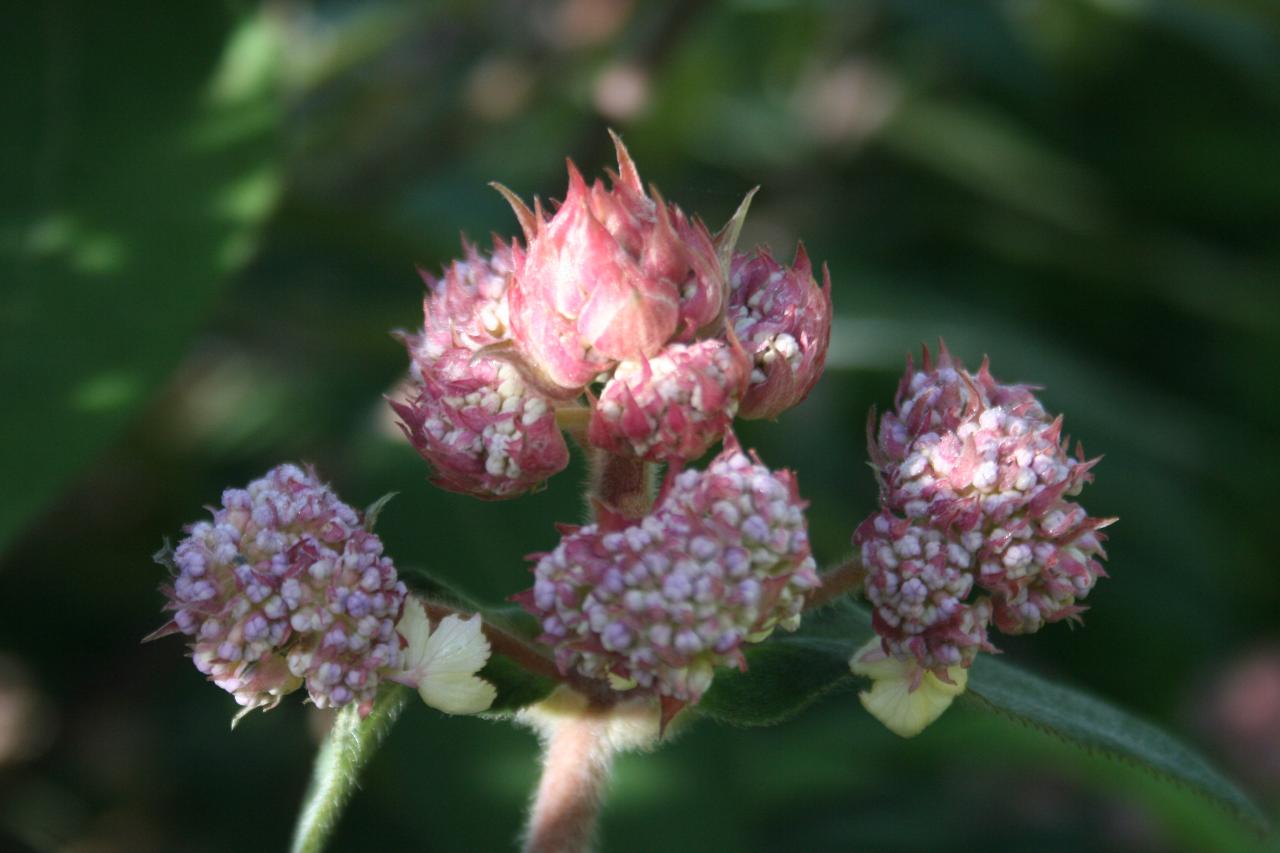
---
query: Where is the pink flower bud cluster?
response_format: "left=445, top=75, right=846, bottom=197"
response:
left=857, top=345, right=1112, bottom=672
left=152, top=464, right=407, bottom=717
left=519, top=445, right=820, bottom=704
left=394, top=241, right=571, bottom=499
left=729, top=245, right=832, bottom=420
left=394, top=134, right=834, bottom=497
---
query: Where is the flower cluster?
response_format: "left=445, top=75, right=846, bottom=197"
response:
left=856, top=345, right=1112, bottom=673
left=519, top=444, right=820, bottom=707
left=149, top=464, right=407, bottom=718
left=395, top=133, right=832, bottom=496
left=393, top=240, right=571, bottom=498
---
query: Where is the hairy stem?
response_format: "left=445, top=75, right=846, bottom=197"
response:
left=804, top=555, right=866, bottom=611
left=587, top=449, right=655, bottom=521
left=290, top=686, right=409, bottom=853
left=523, top=707, right=616, bottom=853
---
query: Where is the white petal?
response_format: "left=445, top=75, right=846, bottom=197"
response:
left=396, top=596, right=433, bottom=672
left=420, top=671, right=497, bottom=715
left=849, top=637, right=968, bottom=737
left=419, top=613, right=492, bottom=676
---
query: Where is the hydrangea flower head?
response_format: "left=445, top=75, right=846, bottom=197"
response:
left=857, top=346, right=1112, bottom=675
left=149, top=464, right=407, bottom=719
left=518, top=442, right=820, bottom=708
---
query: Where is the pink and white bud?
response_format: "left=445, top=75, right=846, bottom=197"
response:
left=729, top=246, right=833, bottom=420
left=856, top=509, right=994, bottom=670
left=518, top=444, right=819, bottom=705
left=393, top=351, right=569, bottom=499
left=415, top=238, right=516, bottom=355
left=858, top=347, right=1113, bottom=672
left=397, top=241, right=570, bottom=499
left=587, top=339, right=749, bottom=463
left=150, top=464, right=407, bottom=718
left=874, top=343, right=1042, bottom=465
left=505, top=133, right=724, bottom=393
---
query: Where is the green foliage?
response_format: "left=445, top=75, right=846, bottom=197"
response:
left=0, top=4, right=283, bottom=551
left=700, top=599, right=1268, bottom=834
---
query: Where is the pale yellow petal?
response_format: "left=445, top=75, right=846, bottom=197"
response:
left=849, top=636, right=969, bottom=737
left=396, top=596, right=432, bottom=672
left=848, top=636, right=904, bottom=681
left=420, top=613, right=492, bottom=676
left=420, top=671, right=497, bottom=715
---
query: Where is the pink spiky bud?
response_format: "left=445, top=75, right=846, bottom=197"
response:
left=504, top=133, right=725, bottom=393
left=396, top=242, right=570, bottom=499
left=394, top=351, right=569, bottom=499
left=857, top=347, right=1112, bottom=672
left=149, top=464, right=407, bottom=719
left=587, top=339, right=750, bottom=463
left=729, top=245, right=833, bottom=420
left=518, top=444, right=819, bottom=706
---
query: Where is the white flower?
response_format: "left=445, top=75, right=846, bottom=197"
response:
left=396, top=597, right=497, bottom=715
left=849, top=636, right=967, bottom=737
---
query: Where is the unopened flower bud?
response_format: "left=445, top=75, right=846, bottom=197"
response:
left=729, top=246, right=832, bottom=420
left=857, top=346, right=1113, bottom=673
left=504, top=133, right=724, bottom=393
left=518, top=443, right=819, bottom=706
left=587, top=339, right=750, bottom=462
left=396, top=241, right=570, bottom=499
left=149, top=465, right=407, bottom=719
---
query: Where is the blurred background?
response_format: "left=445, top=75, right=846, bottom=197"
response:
left=3, top=0, right=1279, bottom=850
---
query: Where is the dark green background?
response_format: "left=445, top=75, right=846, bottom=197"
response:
left=2, top=1, right=1278, bottom=850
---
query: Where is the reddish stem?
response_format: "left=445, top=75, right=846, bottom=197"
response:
left=803, top=556, right=866, bottom=611
left=523, top=706, right=615, bottom=853
left=588, top=448, right=655, bottom=521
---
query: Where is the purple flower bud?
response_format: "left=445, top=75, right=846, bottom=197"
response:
left=149, top=464, right=408, bottom=717
left=857, top=348, right=1113, bottom=674
left=729, top=246, right=833, bottom=420
left=517, top=442, right=819, bottom=705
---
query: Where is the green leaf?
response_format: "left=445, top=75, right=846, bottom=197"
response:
left=0, top=4, right=284, bottom=552
left=698, top=600, right=1267, bottom=833
left=290, top=685, right=410, bottom=853
left=963, top=654, right=1271, bottom=835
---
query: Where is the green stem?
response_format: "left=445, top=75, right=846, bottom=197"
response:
left=289, top=685, right=410, bottom=853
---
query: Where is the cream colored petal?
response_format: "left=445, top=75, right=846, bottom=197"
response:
left=420, top=671, right=498, bottom=716
left=850, top=636, right=969, bottom=737
left=848, top=636, right=904, bottom=681
left=396, top=596, right=433, bottom=673
left=420, top=613, right=492, bottom=676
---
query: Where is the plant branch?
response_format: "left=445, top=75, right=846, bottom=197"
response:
left=587, top=448, right=655, bottom=521
left=804, top=556, right=866, bottom=611
left=522, top=704, right=617, bottom=853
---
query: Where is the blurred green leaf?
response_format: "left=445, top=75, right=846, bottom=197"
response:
left=965, top=653, right=1271, bottom=836
left=291, top=685, right=410, bottom=853
left=0, top=4, right=284, bottom=552
left=699, top=599, right=1268, bottom=833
